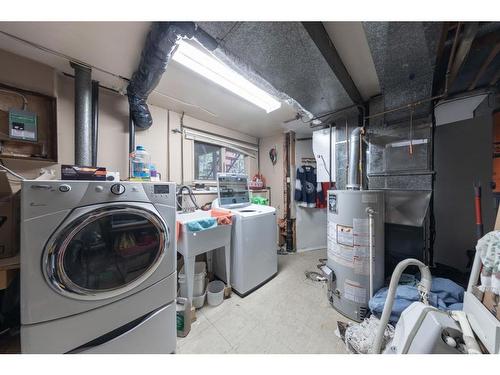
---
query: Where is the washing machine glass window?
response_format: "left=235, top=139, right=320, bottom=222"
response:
left=43, top=205, right=169, bottom=300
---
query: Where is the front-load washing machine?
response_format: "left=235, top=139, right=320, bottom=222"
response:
left=20, top=180, right=177, bottom=353
left=212, top=174, right=277, bottom=296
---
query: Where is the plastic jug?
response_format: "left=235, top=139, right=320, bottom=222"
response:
left=130, top=145, right=151, bottom=180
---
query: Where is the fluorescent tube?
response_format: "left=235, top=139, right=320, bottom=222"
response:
left=172, top=40, right=281, bottom=113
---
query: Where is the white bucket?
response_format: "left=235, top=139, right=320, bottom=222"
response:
left=179, top=262, right=207, bottom=298
left=192, top=291, right=206, bottom=309
left=207, top=280, right=225, bottom=306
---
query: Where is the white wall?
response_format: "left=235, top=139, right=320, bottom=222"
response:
left=259, top=132, right=285, bottom=219
left=294, top=138, right=327, bottom=252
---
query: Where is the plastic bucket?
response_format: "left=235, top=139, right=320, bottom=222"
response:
left=179, top=262, right=207, bottom=297
left=207, top=280, right=225, bottom=306
left=192, top=291, right=206, bottom=309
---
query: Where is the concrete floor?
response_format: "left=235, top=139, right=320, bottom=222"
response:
left=177, top=249, right=350, bottom=354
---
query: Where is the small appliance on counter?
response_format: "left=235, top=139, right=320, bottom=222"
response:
left=61, top=165, right=107, bottom=181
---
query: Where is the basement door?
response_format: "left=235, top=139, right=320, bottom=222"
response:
left=433, top=114, right=495, bottom=273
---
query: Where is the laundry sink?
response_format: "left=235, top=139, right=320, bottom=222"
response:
left=176, top=210, right=232, bottom=257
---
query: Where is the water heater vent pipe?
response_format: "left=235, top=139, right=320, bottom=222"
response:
left=346, top=127, right=363, bottom=190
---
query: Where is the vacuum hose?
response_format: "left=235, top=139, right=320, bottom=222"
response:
left=371, top=258, right=432, bottom=354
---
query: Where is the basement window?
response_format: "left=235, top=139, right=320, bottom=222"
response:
left=194, top=141, right=246, bottom=181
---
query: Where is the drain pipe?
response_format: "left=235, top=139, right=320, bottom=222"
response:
left=128, top=108, right=136, bottom=179
left=91, top=80, right=99, bottom=166
left=346, top=127, right=363, bottom=190
left=71, top=62, right=93, bottom=166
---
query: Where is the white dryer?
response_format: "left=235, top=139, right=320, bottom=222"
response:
left=213, top=174, right=277, bottom=296
left=20, top=180, right=177, bottom=354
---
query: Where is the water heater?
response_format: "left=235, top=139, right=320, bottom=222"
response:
left=327, top=190, right=385, bottom=322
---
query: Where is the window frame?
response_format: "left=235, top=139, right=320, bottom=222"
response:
left=193, top=141, right=247, bottom=184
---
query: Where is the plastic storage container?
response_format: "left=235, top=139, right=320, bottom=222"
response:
left=178, top=261, right=207, bottom=298
left=192, top=291, right=206, bottom=309
left=130, top=145, right=151, bottom=180
left=207, top=280, right=225, bottom=306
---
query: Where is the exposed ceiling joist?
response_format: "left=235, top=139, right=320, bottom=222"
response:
left=301, top=21, right=363, bottom=105
left=435, top=22, right=452, bottom=68
left=449, top=22, right=479, bottom=87
left=468, top=43, right=500, bottom=90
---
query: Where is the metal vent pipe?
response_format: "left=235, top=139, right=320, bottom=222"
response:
left=346, top=127, right=363, bottom=190
left=71, top=62, right=92, bottom=166
left=91, top=80, right=99, bottom=167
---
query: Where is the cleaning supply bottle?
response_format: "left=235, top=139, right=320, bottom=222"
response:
left=130, top=145, right=151, bottom=180
left=150, top=164, right=160, bottom=181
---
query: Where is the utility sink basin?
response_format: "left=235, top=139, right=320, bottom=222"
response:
left=176, top=210, right=232, bottom=257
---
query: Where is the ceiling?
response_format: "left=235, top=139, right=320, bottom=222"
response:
left=1, top=22, right=495, bottom=139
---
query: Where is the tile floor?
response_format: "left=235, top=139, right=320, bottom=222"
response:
left=177, top=249, right=350, bottom=354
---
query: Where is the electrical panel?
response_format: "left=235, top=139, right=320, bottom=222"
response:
left=8, top=109, right=38, bottom=142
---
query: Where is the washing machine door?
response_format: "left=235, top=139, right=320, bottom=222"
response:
left=43, top=203, right=169, bottom=301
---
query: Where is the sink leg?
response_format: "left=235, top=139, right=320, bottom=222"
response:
left=206, top=251, right=213, bottom=274
left=224, top=244, right=231, bottom=289
left=185, top=256, right=196, bottom=305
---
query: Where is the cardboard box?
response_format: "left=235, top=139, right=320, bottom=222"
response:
left=482, top=291, right=500, bottom=321
left=0, top=172, right=20, bottom=259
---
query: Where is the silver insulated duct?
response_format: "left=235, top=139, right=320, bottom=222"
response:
left=71, top=62, right=93, bottom=166
left=346, top=127, right=363, bottom=190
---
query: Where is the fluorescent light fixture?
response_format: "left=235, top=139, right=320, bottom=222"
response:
left=172, top=40, right=281, bottom=113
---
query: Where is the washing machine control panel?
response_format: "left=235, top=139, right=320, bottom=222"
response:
left=110, top=183, right=126, bottom=195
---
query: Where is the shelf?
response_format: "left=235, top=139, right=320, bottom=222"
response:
left=0, top=153, right=55, bottom=163
left=0, top=254, right=19, bottom=271
left=0, top=82, right=58, bottom=164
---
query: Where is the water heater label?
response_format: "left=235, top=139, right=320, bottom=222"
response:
left=344, top=279, right=367, bottom=304
left=336, top=224, right=354, bottom=247
left=329, top=193, right=337, bottom=213
left=353, top=218, right=371, bottom=275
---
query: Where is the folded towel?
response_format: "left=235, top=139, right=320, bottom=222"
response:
left=185, top=217, right=217, bottom=232
left=211, top=208, right=233, bottom=225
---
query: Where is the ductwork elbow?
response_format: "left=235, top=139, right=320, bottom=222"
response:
left=127, top=22, right=217, bottom=129
left=346, top=126, right=363, bottom=190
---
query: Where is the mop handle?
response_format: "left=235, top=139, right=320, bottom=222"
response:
left=474, top=184, right=483, bottom=240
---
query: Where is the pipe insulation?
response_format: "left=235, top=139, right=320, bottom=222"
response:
left=127, top=22, right=218, bottom=129
left=71, top=62, right=93, bottom=166
left=346, top=127, right=363, bottom=190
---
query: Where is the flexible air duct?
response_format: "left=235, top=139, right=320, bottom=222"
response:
left=127, top=22, right=218, bottom=129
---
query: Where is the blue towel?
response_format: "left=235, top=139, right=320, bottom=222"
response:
left=369, top=276, right=464, bottom=323
left=185, top=218, right=217, bottom=232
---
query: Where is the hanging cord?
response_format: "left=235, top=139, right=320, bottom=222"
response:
left=0, top=160, right=27, bottom=180
left=0, top=88, right=28, bottom=110
left=176, top=185, right=199, bottom=211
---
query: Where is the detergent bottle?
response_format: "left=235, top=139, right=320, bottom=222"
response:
left=130, top=145, right=151, bottom=180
